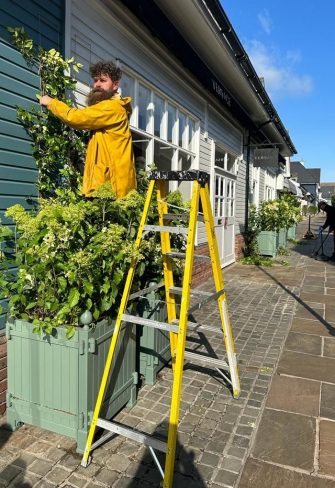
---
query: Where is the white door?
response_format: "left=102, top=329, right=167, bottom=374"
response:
left=213, top=170, right=236, bottom=266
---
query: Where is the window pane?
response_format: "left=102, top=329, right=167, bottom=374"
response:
left=154, top=141, right=173, bottom=172
left=138, top=84, right=150, bottom=132
left=227, top=153, right=235, bottom=173
left=215, top=147, right=225, bottom=169
left=121, top=74, right=135, bottom=125
left=189, top=119, right=196, bottom=151
left=179, top=112, right=187, bottom=148
left=167, top=104, right=176, bottom=143
left=178, top=152, right=193, bottom=199
left=154, top=94, right=165, bottom=138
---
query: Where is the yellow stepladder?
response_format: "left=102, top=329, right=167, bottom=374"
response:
left=81, top=170, right=240, bottom=487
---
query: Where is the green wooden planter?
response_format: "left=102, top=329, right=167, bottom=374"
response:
left=287, top=224, right=297, bottom=240
left=257, top=230, right=279, bottom=257
left=278, top=228, right=288, bottom=248
left=137, top=290, right=170, bottom=385
left=5, top=318, right=137, bottom=453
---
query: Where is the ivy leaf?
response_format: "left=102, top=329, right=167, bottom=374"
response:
left=68, top=287, right=80, bottom=308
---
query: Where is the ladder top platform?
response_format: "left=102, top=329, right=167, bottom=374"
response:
left=149, top=170, right=210, bottom=186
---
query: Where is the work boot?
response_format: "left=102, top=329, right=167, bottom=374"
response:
left=329, top=253, right=335, bottom=262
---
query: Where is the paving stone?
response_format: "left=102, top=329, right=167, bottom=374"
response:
left=58, top=453, right=81, bottom=470
left=266, top=375, right=320, bottom=416
left=45, top=466, right=71, bottom=485
left=284, top=332, right=322, bottom=355
left=321, top=383, right=335, bottom=420
left=324, top=338, right=335, bottom=358
left=252, top=409, right=315, bottom=470
left=67, top=474, right=88, bottom=488
left=239, top=457, right=335, bottom=488
left=277, top=350, right=335, bottom=383
left=291, top=317, right=335, bottom=337
left=94, top=467, right=119, bottom=485
left=214, top=468, right=239, bottom=486
left=0, top=464, right=22, bottom=486
left=319, top=419, right=335, bottom=476
left=199, top=452, right=220, bottom=467
left=28, top=459, right=53, bottom=477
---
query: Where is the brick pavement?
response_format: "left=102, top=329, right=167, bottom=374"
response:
left=0, top=215, right=335, bottom=487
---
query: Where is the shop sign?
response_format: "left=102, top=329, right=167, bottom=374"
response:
left=253, top=147, right=279, bottom=168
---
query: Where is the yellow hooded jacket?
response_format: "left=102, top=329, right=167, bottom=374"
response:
left=48, top=96, right=136, bottom=197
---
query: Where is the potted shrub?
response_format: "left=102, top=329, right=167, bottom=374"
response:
left=1, top=29, right=186, bottom=450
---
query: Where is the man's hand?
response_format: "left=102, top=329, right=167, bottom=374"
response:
left=40, top=95, right=54, bottom=107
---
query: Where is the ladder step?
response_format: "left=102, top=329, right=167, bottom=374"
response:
left=163, top=213, right=204, bottom=223
left=163, top=213, right=188, bottom=222
left=169, top=286, right=213, bottom=297
left=184, top=350, right=229, bottom=369
left=96, top=419, right=167, bottom=453
left=172, top=319, right=221, bottom=334
left=122, top=313, right=179, bottom=333
left=165, top=252, right=211, bottom=260
left=143, top=224, right=188, bottom=235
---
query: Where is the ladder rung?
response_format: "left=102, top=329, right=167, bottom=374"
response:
left=122, top=314, right=179, bottom=333
left=163, top=213, right=188, bottom=222
left=96, top=419, right=167, bottom=453
left=169, top=286, right=213, bottom=297
left=188, top=289, right=226, bottom=314
left=143, top=225, right=188, bottom=235
left=184, top=350, right=229, bottom=369
left=165, top=252, right=211, bottom=260
left=172, top=319, right=220, bottom=334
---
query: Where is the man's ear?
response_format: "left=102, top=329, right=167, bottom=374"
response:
left=113, top=79, right=120, bottom=91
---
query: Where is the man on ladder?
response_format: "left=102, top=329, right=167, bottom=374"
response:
left=81, top=170, right=240, bottom=487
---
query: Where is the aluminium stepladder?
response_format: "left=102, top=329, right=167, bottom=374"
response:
left=81, top=170, right=240, bottom=487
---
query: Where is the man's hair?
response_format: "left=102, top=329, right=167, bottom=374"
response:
left=89, top=61, right=122, bottom=81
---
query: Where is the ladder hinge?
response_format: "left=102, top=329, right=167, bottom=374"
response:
left=79, top=340, right=85, bottom=355
left=132, top=371, right=139, bottom=385
left=88, top=338, right=97, bottom=354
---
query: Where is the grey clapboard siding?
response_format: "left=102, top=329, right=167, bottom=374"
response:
left=0, top=0, right=64, bottom=329
left=235, top=160, right=247, bottom=234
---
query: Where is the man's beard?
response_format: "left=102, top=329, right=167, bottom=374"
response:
left=87, top=88, right=115, bottom=106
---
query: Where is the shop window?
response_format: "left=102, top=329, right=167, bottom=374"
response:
left=179, top=112, right=188, bottom=149
left=167, top=104, right=177, bottom=144
left=215, top=145, right=237, bottom=174
left=138, top=84, right=151, bottom=132
left=189, top=119, right=196, bottom=152
left=154, top=140, right=174, bottom=172
left=178, top=152, right=194, bottom=199
left=121, top=74, right=135, bottom=125
left=154, top=94, right=165, bottom=139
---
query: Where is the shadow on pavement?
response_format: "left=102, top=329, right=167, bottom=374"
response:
left=0, top=422, right=31, bottom=487
left=257, top=266, right=335, bottom=336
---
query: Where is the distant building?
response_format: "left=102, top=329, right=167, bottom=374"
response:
left=290, top=161, right=321, bottom=204
left=320, top=182, right=335, bottom=204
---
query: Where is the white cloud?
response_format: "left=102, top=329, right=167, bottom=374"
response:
left=257, top=9, right=272, bottom=34
left=246, top=40, right=313, bottom=98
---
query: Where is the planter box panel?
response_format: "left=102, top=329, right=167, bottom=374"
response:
left=278, top=229, right=288, bottom=248
left=138, top=292, right=171, bottom=385
left=6, top=318, right=137, bottom=453
left=257, top=231, right=279, bottom=257
left=287, top=225, right=297, bottom=240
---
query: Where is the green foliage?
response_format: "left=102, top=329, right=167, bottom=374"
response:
left=8, top=27, right=85, bottom=196
left=308, top=205, right=318, bottom=215
left=240, top=256, right=273, bottom=267
left=0, top=186, right=187, bottom=336
left=331, top=195, right=335, bottom=207
left=250, top=193, right=301, bottom=232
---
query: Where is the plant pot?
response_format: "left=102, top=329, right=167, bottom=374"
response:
left=278, top=228, right=288, bottom=248
left=287, top=224, right=297, bottom=240
left=137, top=290, right=170, bottom=385
left=257, top=230, right=279, bottom=257
left=5, top=318, right=137, bottom=453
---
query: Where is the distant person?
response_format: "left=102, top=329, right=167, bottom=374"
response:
left=318, top=201, right=335, bottom=260
left=40, top=60, right=136, bottom=198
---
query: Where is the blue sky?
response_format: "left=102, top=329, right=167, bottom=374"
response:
left=221, top=1, right=335, bottom=182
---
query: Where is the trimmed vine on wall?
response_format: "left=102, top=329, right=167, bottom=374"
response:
left=8, top=27, right=86, bottom=196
